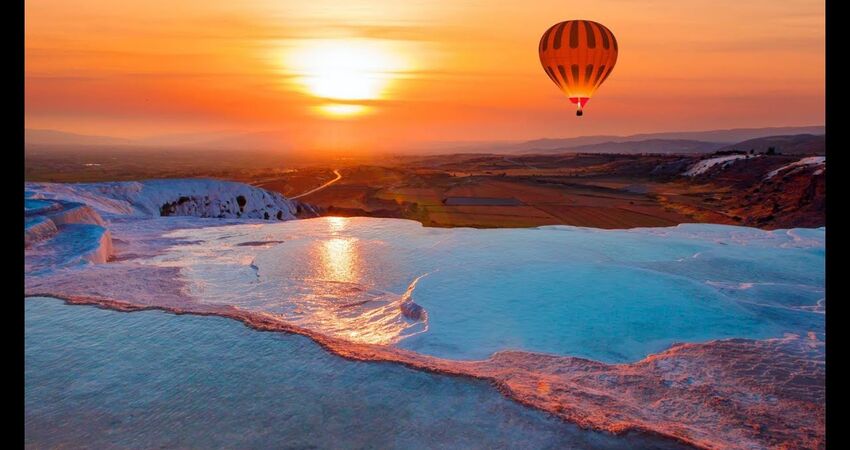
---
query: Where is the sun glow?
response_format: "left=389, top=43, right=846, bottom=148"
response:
left=318, top=104, right=370, bottom=117
left=282, top=39, right=411, bottom=116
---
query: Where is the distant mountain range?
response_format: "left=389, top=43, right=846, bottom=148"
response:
left=25, top=129, right=135, bottom=147
left=419, top=126, right=824, bottom=155
left=26, top=125, right=824, bottom=156
left=527, top=138, right=722, bottom=155
left=519, top=133, right=825, bottom=156
left=716, top=134, right=825, bottom=156
left=25, top=129, right=292, bottom=151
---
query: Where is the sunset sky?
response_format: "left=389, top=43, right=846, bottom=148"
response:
left=25, top=0, right=824, bottom=153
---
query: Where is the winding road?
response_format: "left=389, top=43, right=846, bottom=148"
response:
left=290, top=169, right=342, bottom=200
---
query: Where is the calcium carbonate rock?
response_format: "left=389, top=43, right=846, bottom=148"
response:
left=25, top=179, right=299, bottom=220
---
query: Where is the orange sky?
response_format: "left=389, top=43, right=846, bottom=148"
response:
left=25, top=0, right=824, bottom=153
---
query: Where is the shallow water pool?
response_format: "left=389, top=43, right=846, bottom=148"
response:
left=25, top=297, right=691, bottom=449
left=153, top=218, right=824, bottom=362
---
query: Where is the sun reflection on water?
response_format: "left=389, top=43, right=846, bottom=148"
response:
left=327, top=216, right=347, bottom=233
left=319, top=237, right=359, bottom=283
left=314, top=217, right=361, bottom=283
left=156, top=217, right=428, bottom=346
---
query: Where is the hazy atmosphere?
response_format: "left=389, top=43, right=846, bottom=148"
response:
left=25, top=1, right=826, bottom=448
left=26, top=0, right=823, bottom=154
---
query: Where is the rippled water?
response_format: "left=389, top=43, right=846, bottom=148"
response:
left=25, top=297, right=691, bottom=449
left=150, top=217, right=824, bottom=363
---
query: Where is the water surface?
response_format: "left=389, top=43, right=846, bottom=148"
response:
left=154, top=218, right=824, bottom=362
left=25, top=297, right=690, bottom=449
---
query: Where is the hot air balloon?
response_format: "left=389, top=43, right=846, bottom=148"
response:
left=539, top=20, right=618, bottom=116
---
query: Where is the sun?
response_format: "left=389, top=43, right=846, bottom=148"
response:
left=281, top=39, right=410, bottom=117
left=290, top=41, right=392, bottom=101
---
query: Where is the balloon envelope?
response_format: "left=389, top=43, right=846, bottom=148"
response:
left=539, top=20, right=618, bottom=115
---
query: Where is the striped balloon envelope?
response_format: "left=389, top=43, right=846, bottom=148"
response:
left=539, top=20, right=618, bottom=116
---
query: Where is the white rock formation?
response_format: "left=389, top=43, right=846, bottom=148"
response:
left=24, top=179, right=300, bottom=273
left=764, top=156, right=826, bottom=180
left=25, top=179, right=300, bottom=220
left=683, top=154, right=753, bottom=177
